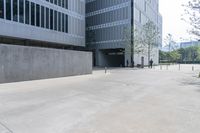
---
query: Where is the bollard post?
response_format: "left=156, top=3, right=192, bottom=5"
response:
left=192, top=66, right=194, bottom=71
left=166, top=65, right=168, bottom=70
left=105, top=67, right=107, bottom=74
left=179, top=64, right=181, bottom=71
left=160, top=65, right=162, bottom=70
left=199, top=72, right=200, bottom=78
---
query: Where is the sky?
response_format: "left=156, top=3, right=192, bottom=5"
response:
left=159, top=0, right=193, bottom=45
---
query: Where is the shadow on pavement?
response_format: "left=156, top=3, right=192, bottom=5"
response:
left=181, top=78, right=200, bottom=88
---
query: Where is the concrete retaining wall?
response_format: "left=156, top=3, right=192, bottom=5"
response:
left=0, top=44, right=92, bottom=83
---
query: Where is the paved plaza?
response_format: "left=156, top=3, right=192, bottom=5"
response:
left=0, top=64, right=200, bottom=133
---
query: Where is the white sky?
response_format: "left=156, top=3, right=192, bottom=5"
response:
left=159, top=0, right=194, bottom=44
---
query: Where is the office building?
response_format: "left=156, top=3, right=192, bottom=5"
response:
left=86, top=0, right=162, bottom=67
left=0, top=0, right=92, bottom=83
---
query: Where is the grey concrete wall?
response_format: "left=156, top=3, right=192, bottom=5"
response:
left=0, top=44, right=92, bottom=83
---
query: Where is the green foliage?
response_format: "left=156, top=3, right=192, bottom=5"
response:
left=140, top=21, right=160, bottom=63
left=160, top=46, right=200, bottom=63
left=124, top=21, right=160, bottom=63
left=182, top=0, right=200, bottom=39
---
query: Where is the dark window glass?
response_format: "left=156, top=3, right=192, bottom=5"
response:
left=13, top=0, right=18, bottom=21
left=6, top=0, right=11, bottom=20
left=54, top=10, right=57, bottom=30
left=50, top=0, right=53, bottom=3
left=65, top=14, right=68, bottom=33
left=0, top=0, right=4, bottom=18
left=65, top=0, right=68, bottom=9
left=19, top=0, right=24, bottom=23
left=62, top=13, right=64, bottom=32
left=36, top=4, right=40, bottom=26
left=41, top=6, right=44, bottom=28
left=50, top=9, right=53, bottom=30
left=46, top=8, right=49, bottom=29
left=25, top=0, right=29, bottom=24
left=58, top=12, right=61, bottom=31
left=58, top=0, right=61, bottom=6
left=31, top=2, right=35, bottom=25
left=54, top=0, right=57, bottom=5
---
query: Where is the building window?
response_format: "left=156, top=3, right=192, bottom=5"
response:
left=54, top=0, right=57, bottom=5
left=25, top=0, right=29, bottom=24
left=54, top=10, right=57, bottom=30
left=13, top=0, right=18, bottom=21
left=19, top=0, right=24, bottom=23
left=0, top=0, right=4, bottom=18
left=31, top=2, right=35, bottom=26
left=65, top=0, right=68, bottom=9
left=58, top=12, right=61, bottom=31
left=50, top=9, right=53, bottom=30
left=58, top=0, right=61, bottom=6
left=36, top=4, right=40, bottom=27
left=46, top=8, right=49, bottom=29
left=6, top=0, right=11, bottom=20
left=41, top=6, right=44, bottom=28
left=62, top=13, right=64, bottom=32
left=65, top=14, right=68, bottom=33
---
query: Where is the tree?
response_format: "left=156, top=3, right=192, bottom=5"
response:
left=163, top=34, right=179, bottom=62
left=168, top=51, right=181, bottom=62
left=182, top=0, right=200, bottom=39
left=164, top=34, right=178, bottom=52
left=124, top=27, right=146, bottom=54
left=160, top=46, right=200, bottom=64
left=123, top=26, right=146, bottom=67
left=140, top=20, right=160, bottom=66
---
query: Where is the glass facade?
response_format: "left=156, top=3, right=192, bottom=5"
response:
left=46, top=0, right=68, bottom=9
left=6, top=0, right=11, bottom=20
left=13, top=0, right=18, bottom=21
left=0, top=0, right=69, bottom=34
left=0, top=0, right=3, bottom=18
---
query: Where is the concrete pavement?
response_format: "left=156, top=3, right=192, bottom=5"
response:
left=0, top=65, right=200, bottom=133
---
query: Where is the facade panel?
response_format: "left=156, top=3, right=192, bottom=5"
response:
left=86, top=0, right=162, bottom=67
left=0, top=0, right=85, bottom=47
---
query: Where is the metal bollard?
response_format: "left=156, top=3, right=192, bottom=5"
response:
left=179, top=64, right=181, bottom=71
left=192, top=66, right=194, bottom=71
left=166, top=65, right=168, bottom=70
left=105, top=67, right=107, bottom=74
left=160, top=65, right=162, bottom=70
left=199, top=72, right=200, bottom=78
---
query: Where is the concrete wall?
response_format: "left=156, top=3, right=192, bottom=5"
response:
left=0, top=44, right=92, bottom=83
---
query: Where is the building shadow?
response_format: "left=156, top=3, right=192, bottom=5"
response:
left=181, top=77, right=200, bottom=92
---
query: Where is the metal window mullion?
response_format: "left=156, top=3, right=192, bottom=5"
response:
left=64, top=13, right=66, bottom=33
left=34, top=3, right=36, bottom=26
left=29, top=1, right=30, bottom=24
left=43, top=7, right=46, bottom=28
left=48, top=8, right=50, bottom=29
left=53, top=9, right=54, bottom=30
left=56, top=11, right=58, bottom=31
left=60, top=13, right=61, bottom=32
left=11, top=0, right=13, bottom=20
left=17, top=0, right=19, bottom=22
left=23, top=0, right=25, bottom=23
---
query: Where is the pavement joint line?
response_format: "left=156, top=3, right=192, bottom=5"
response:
left=0, top=121, right=13, bottom=133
